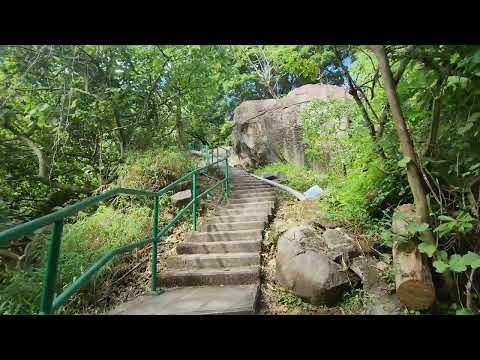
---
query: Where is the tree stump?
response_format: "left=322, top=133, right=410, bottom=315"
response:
left=392, top=204, right=436, bottom=310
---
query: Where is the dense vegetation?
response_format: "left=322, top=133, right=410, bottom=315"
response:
left=1, top=45, right=480, bottom=314
left=258, top=45, right=480, bottom=314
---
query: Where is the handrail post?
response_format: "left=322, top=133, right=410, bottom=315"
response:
left=40, top=219, right=64, bottom=315
left=192, top=173, right=197, bottom=231
left=151, top=194, right=159, bottom=292
left=211, top=148, right=214, bottom=163
left=216, top=147, right=219, bottom=163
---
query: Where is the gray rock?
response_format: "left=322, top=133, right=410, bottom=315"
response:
left=349, top=256, right=404, bottom=315
left=232, top=84, right=351, bottom=169
left=171, top=190, right=191, bottom=204
left=322, top=228, right=360, bottom=260
left=276, top=225, right=356, bottom=305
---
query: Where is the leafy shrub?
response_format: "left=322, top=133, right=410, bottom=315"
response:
left=299, top=97, right=358, bottom=175
left=116, top=146, right=195, bottom=191
left=342, top=288, right=372, bottom=311
left=278, top=290, right=318, bottom=312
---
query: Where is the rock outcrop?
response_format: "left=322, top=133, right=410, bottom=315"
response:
left=232, top=84, right=351, bottom=169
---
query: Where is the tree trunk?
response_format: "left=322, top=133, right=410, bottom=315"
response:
left=113, top=108, right=126, bottom=158
left=391, top=204, right=436, bottom=310
left=392, top=242, right=436, bottom=310
left=369, top=45, right=433, bottom=242
left=376, top=58, right=411, bottom=139
left=372, top=45, right=457, bottom=303
left=96, top=133, right=104, bottom=185
left=423, top=94, right=441, bottom=158
left=175, top=97, right=185, bottom=150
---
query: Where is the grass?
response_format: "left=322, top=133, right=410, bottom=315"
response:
left=0, top=204, right=152, bottom=315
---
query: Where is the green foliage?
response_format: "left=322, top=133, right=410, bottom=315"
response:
left=254, top=162, right=327, bottom=192
left=342, top=288, right=373, bottom=311
left=439, top=303, right=476, bottom=315
left=277, top=290, right=318, bottom=312
left=418, top=242, right=437, bottom=257
left=3, top=44, right=480, bottom=314
left=434, top=211, right=475, bottom=238
left=0, top=145, right=196, bottom=314
left=0, top=45, right=234, bottom=223
left=116, top=146, right=195, bottom=191
left=323, top=158, right=410, bottom=230
left=0, top=204, right=151, bottom=314
left=381, top=264, right=396, bottom=290
left=299, top=97, right=358, bottom=175
left=433, top=252, right=480, bottom=274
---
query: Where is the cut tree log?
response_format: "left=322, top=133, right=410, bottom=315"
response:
left=391, top=204, right=436, bottom=310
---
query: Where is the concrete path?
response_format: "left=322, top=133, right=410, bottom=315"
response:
left=111, top=167, right=274, bottom=315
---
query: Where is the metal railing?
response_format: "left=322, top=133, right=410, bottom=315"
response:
left=0, top=146, right=230, bottom=314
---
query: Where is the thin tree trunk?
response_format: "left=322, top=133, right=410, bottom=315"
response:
left=333, top=46, right=386, bottom=159
left=113, top=108, right=126, bottom=158
left=376, top=58, right=411, bottom=139
left=423, top=94, right=441, bottom=158
left=175, top=97, right=185, bottom=150
left=466, top=268, right=476, bottom=310
left=371, top=44, right=457, bottom=302
left=96, top=133, right=104, bottom=185
left=369, top=45, right=432, bottom=239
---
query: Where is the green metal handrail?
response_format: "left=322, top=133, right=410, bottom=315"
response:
left=0, top=146, right=230, bottom=314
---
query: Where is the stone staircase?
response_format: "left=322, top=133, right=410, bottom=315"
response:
left=111, top=167, right=275, bottom=315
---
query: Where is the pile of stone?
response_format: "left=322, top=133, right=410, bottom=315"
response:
left=273, top=217, right=403, bottom=314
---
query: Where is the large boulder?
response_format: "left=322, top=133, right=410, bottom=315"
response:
left=232, top=84, right=351, bottom=169
left=276, top=225, right=356, bottom=305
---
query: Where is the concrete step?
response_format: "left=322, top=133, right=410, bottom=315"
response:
left=187, top=229, right=262, bottom=242
left=110, top=284, right=259, bottom=315
left=218, top=208, right=272, bottom=217
left=223, top=201, right=274, bottom=210
left=230, top=179, right=265, bottom=184
left=228, top=196, right=275, bottom=204
left=229, top=190, right=275, bottom=198
left=177, top=240, right=261, bottom=254
left=200, top=221, right=265, bottom=232
left=158, top=266, right=260, bottom=287
left=207, top=214, right=268, bottom=224
left=167, top=252, right=260, bottom=270
left=230, top=185, right=272, bottom=190
left=230, top=183, right=267, bottom=188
